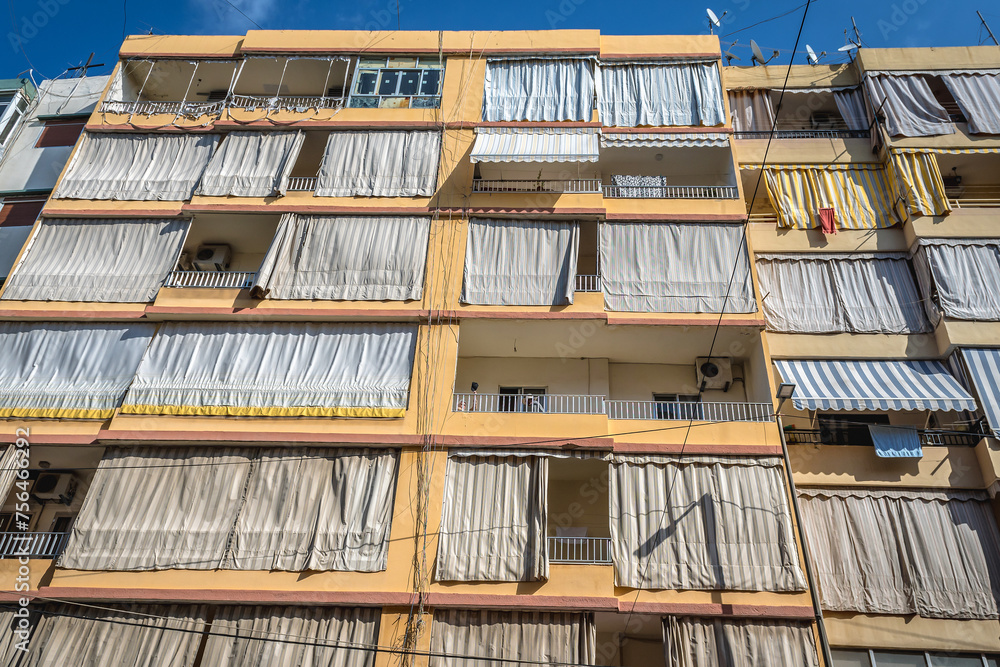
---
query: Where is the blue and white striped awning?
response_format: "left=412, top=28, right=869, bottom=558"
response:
left=601, top=131, right=730, bottom=148
left=959, top=348, right=1000, bottom=436
left=470, top=127, right=600, bottom=163
left=775, top=359, right=976, bottom=412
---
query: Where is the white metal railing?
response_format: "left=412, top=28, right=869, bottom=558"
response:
left=575, top=274, right=600, bottom=292
left=606, top=400, right=775, bottom=422
left=947, top=185, right=1000, bottom=209
left=100, top=100, right=227, bottom=116
left=548, top=537, right=612, bottom=564
left=734, top=129, right=870, bottom=140
left=0, top=532, right=70, bottom=559
left=452, top=393, right=606, bottom=415
left=164, top=271, right=256, bottom=289
left=229, top=94, right=346, bottom=111
left=472, top=179, right=603, bottom=194
left=603, top=184, right=740, bottom=199
left=287, top=176, right=318, bottom=192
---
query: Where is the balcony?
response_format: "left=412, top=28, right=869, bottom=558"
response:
left=548, top=536, right=612, bottom=564
left=575, top=274, right=600, bottom=292
left=602, top=184, right=739, bottom=199
left=0, top=532, right=69, bottom=559
left=606, top=400, right=774, bottom=422
left=472, top=178, right=602, bottom=194
left=164, top=270, right=255, bottom=289
left=784, top=427, right=983, bottom=447
left=947, top=185, right=1000, bottom=209
left=733, top=129, right=869, bottom=140
left=287, top=176, right=318, bottom=192
left=452, top=393, right=606, bottom=415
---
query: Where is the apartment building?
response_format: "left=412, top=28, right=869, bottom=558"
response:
left=0, top=29, right=996, bottom=666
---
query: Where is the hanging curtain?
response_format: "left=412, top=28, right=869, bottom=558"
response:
left=0, top=445, right=21, bottom=509
left=483, top=58, right=595, bottom=122
left=610, top=455, right=806, bottom=591
left=760, top=164, right=900, bottom=230
left=435, top=455, right=548, bottom=582
left=197, top=131, right=305, bottom=197
left=23, top=604, right=208, bottom=667
left=121, top=322, right=417, bottom=417
left=0, top=322, right=156, bottom=419
left=941, top=73, right=1000, bottom=134
left=251, top=214, right=430, bottom=301
left=54, top=132, right=220, bottom=200
left=833, top=88, right=868, bottom=131
left=914, top=239, right=1000, bottom=321
left=756, top=254, right=930, bottom=334
left=889, top=151, right=951, bottom=216
left=226, top=449, right=398, bottom=572
left=798, top=487, right=1000, bottom=618
left=0, top=217, right=190, bottom=302
left=959, top=348, right=1000, bottom=438
left=599, top=62, right=726, bottom=127
left=202, top=605, right=380, bottom=667
left=864, top=74, right=954, bottom=137
left=728, top=90, right=775, bottom=132
left=664, top=616, right=820, bottom=667
left=429, top=610, right=595, bottom=667
left=599, top=222, right=755, bottom=313
left=461, top=218, right=579, bottom=306
left=315, top=131, right=440, bottom=197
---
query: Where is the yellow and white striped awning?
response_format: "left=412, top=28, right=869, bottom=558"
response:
left=891, top=146, right=1000, bottom=154
left=601, top=132, right=730, bottom=148
left=470, top=127, right=600, bottom=163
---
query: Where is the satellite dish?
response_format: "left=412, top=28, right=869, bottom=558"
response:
left=806, top=45, right=819, bottom=64
left=723, top=50, right=741, bottom=64
left=750, top=40, right=778, bottom=65
left=706, top=8, right=727, bottom=34
left=838, top=42, right=858, bottom=52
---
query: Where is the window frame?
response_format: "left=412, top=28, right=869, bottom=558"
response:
left=347, top=56, right=444, bottom=109
left=498, top=386, right=547, bottom=413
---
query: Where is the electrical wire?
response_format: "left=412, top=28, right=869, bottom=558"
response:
left=221, top=0, right=263, bottom=30
left=721, top=1, right=811, bottom=38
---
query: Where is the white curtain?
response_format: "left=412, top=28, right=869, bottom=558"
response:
left=610, top=455, right=806, bottom=591
left=0, top=322, right=156, bottom=419
left=1, top=217, right=189, bottom=302
left=429, top=610, right=595, bottom=667
left=599, top=222, right=755, bottom=313
left=203, top=605, right=380, bottom=667
left=664, top=616, right=820, bottom=667
left=728, top=90, right=775, bottom=132
left=197, top=131, right=305, bottom=196
left=461, top=218, right=579, bottom=306
left=226, top=449, right=398, bottom=572
left=915, top=239, right=1000, bottom=321
left=483, top=59, right=595, bottom=122
left=54, top=132, right=220, bottom=200
left=315, top=131, right=440, bottom=197
left=435, top=455, right=548, bottom=582
left=251, top=214, right=430, bottom=301
left=24, top=604, right=208, bottom=667
left=865, top=74, right=954, bottom=137
left=798, top=487, right=1000, bottom=619
left=59, top=447, right=254, bottom=570
left=122, top=322, right=417, bottom=417
left=942, top=73, right=1000, bottom=134
left=0, top=445, right=21, bottom=508
left=833, top=88, right=868, bottom=131
left=756, top=254, right=930, bottom=334
left=600, top=62, right=726, bottom=127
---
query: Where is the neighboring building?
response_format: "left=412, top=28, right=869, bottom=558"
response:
left=0, top=29, right=996, bottom=667
left=0, top=75, right=107, bottom=285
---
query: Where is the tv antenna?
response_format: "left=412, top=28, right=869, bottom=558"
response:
left=750, top=39, right=779, bottom=65
left=806, top=44, right=825, bottom=64
left=978, top=10, right=999, bottom=45
left=839, top=17, right=863, bottom=53
left=67, top=53, right=105, bottom=78
left=707, top=8, right=727, bottom=34
left=723, top=40, right=742, bottom=64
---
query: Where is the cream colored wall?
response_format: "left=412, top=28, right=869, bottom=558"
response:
left=454, top=357, right=598, bottom=395
left=608, top=363, right=748, bottom=402
left=790, top=445, right=985, bottom=489
left=826, top=613, right=1000, bottom=653
left=548, top=459, right=610, bottom=538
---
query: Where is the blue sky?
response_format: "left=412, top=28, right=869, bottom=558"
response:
left=3, top=0, right=999, bottom=81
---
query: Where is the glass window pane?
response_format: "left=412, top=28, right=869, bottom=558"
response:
left=832, top=650, right=872, bottom=667
left=986, top=658, right=999, bottom=667
left=928, top=656, right=987, bottom=667
left=396, top=69, right=421, bottom=96
left=354, top=71, right=378, bottom=96
left=872, top=652, right=927, bottom=667
left=420, top=69, right=442, bottom=96
left=378, top=70, right=401, bottom=96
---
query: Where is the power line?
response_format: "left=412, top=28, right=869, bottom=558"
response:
left=221, top=0, right=263, bottom=30
left=722, top=2, right=811, bottom=39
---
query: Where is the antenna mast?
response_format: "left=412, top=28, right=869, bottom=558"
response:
left=979, top=10, right=999, bottom=45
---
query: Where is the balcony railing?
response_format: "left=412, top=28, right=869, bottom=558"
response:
left=575, top=274, right=601, bottom=292
left=603, top=184, right=739, bottom=199
left=229, top=95, right=346, bottom=111
left=734, top=129, right=870, bottom=140
left=99, top=100, right=227, bottom=116
left=287, top=176, right=318, bottom=192
left=0, top=532, right=70, bottom=559
left=947, top=185, right=1000, bottom=209
left=747, top=212, right=779, bottom=224
left=606, top=400, right=775, bottom=422
left=548, top=536, right=613, bottom=564
left=164, top=271, right=256, bottom=289
left=784, top=427, right=983, bottom=447
left=472, top=179, right=603, bottom=194
left=452, top=393, right=606, bottom=415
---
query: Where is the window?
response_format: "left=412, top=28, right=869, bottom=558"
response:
left=35, top=119, right=86, bottom=148
left=653, top=393, right=703, bottom=420
left=834, top=650, right=1000, bottom=667
left=349, top=57, right=443, bottom=109
left=498, top=387, right=547, bottom=413
left=817, top=413, right=890, bottom=446
left=0, top=91, right=29, bottom=148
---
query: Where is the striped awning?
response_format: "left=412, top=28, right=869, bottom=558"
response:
left=601, top=132, right=730, bottom=148
left=470, top=127, right=600, bottom=163
left=892, top=146, right=1000, bottom=154
left=959, top=349, right=1000, bottom=436
left=775, top=359, right=976, bottom=412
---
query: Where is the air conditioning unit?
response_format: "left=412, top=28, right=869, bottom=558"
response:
left=696, top=357, right=733, bottom=392
left=32, top=474, right=77, bottom=504
left=176, top=251, right=194, bottom=272
left=193, top=244, right=231, bottom=271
